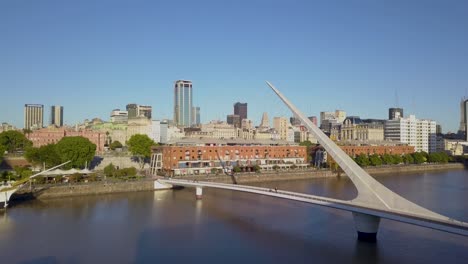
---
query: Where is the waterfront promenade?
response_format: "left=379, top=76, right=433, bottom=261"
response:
left=4, top=163, right=465, bottom=203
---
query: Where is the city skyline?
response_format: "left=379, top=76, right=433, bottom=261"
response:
left=1, top=1, right=468, bottom=132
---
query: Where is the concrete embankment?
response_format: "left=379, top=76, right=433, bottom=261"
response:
left=13, top=180, right=156, bottom=201
left=8, top=163, right=466, bottom=202
left=177, top=163, right=466, bottom=184
left=364, top=163, right=465, bottom=175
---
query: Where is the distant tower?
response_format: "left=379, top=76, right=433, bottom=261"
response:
left=174, top=80, right=193, bottom=127
left=24, top=104, right=44, bottom=130
left=259, top=112, right=270, bottom=128
left=234, top=102, right=248, bottom=120
left=50, top=105, right=64, bottom=127
left=192, top=106, right=201, bottom=125
left=389, top=108, right=404, bottom=120
left=460, top=98, right=468, bottom=141
left=459, top=98, right=467, bottom=133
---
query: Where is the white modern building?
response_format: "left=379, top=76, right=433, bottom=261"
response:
left=151, top=120, right=161, bottom=143
left=385, top=115, right=437, bottom=153
left=110, top=109, right=129, bottom=123
left=160, top=123, right=184, bottom=144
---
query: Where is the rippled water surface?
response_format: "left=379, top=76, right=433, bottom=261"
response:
left=1, top=169, right=467, bottom=263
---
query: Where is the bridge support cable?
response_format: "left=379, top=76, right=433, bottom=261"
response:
left=353, top=212, right=381, bottom=242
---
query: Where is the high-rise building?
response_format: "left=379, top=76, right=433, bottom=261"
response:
left=385, top=115, right=437, bottom=153
left=259, top=112, right=270, bottom=128
left=192, top=106, right=201, bottom=126
left=459, top=98, right=468, bottom=141
left=389, top=108, right=404, bottom=120
left=50, top=105, right=64, bottom=127
left=234, top=102, right=248, bottom=121
left=308, top=116, right=318, bottom=126
left=227, top=114, right=241, bottom=128
left=290, top=116, right=301, bottom=126
left=273, top=117, right=288, bottom=140
left=126, top=104, right=152, bottom=119
left=174, top=80, right=193, bottom=127
left=24, top=104, right=44, bottom=130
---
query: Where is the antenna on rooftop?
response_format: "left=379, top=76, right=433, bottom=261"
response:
left=395, top=89, right=399, bottom=107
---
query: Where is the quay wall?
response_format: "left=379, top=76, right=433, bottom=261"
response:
left=9, top=163, right=465, bottom=202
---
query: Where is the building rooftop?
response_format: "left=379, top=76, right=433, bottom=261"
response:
left=165, top=138, right=298, bottom=146
left=338, top=140, right=408, bottom=146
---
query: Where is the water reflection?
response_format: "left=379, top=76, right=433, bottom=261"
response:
left=0, top=170, right=467, bottom=263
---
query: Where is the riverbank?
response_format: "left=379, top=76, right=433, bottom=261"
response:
left=175, top=162, right=466, bottom=184
left=11, top=180, right=156, bottom=201
left=7, top=162, right=465, bottom=203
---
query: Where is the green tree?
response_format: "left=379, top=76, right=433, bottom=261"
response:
left=110, top=140, right=123, bottom=150
left=55, top=136, right=96, bottom=169
left=25, top=144, right=61, bottom=168
left=127, top=134, right=156, bottom=169
left=0, top=145, right=6, bottom=163
left=104, top=163, right=116, bottom=177
left=392, top=154, right=403, bottom=165
left=402, top=154, right=414, bottom=164
left=355, top=154, right=370, bottom=167
left=14, top=166, right=33, bottom=179
left=233, top=166, right=242, bottom=173
left=412, top=152, right=426, bottom=164
left=381, top=154, right=394, bottom=165
left=439, top=152, right=449, bottom=163
left=0, top=130, right=32, bottom=153
left=253, top=164, right=261, bottom=173
left=369, top=154, right=382, bottom=166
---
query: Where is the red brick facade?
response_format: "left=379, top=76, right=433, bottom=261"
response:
left=339, top=145, right=415, bottom=157
left=153, top=145, right=307, bottom=172
left=27, top=128, right=106, bottom=152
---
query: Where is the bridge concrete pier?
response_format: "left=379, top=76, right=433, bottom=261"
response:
left=353, top=212, right=381, bottom=242
left=195, top=186, right=203, bottom=200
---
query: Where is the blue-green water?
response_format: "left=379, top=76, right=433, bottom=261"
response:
left=1, top=170, right=467, bottom=263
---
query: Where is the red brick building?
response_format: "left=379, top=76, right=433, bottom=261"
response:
left=151, top=145, right=307, bottom=176
left=339, top=145, right=415, bottom=157
left=27, top=128, right=106, bottom=152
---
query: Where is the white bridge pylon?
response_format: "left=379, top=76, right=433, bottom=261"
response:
left=266, top=81, right=447, bottom=220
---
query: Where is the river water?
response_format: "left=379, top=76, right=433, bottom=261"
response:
left=0, top=170, right=467, bottom=263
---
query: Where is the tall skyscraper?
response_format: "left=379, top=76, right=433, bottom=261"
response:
left=459, top=99, right=468, bottom=141
left=227, top=114, right=241, bottom=128
left=192, top=106, right=201, bottom=126
left=389, top=108, right=404, bottom=120
left=126, top=104, right=152, bottom=119
left=234, top=102, right=248, bottom=120
left=174, top=80, right=193, bottom=127
left=50, top=105, right=64, bottom=127
left=24, top=104, right=44, bottom=130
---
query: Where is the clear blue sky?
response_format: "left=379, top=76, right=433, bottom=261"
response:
left=1, top=0, right=467, bottom=132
